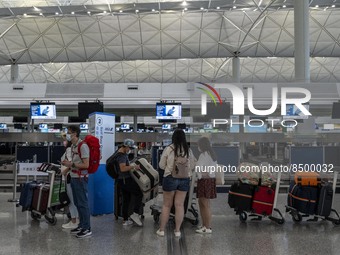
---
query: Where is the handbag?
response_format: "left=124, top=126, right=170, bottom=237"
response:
left=58, top=178, right=70, bottom=207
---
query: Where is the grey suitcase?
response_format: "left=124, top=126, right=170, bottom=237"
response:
left=130, top=158, right=159, bottom=193
left=317, top=184, right=333, bottom=217
left=142, top=185, right=158, bottom=204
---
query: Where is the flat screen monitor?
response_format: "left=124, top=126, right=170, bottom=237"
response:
left=13, top=116, right=28, bottom=123
left=14, top=124, right=23, bottom=129
left=162, top=124, right=171, bottom=130
left=69, top=116, right=86, bottom=123
left=137, top=123, right=146, bottom=130
left=30, top=102, right=56, bottom=120
left=78, top=102, right=104, bottom=119
left=38, top=123, right=48, bottom=129
left=331, top=102, right=340, bottom=119
left=203, top=123, right=213, bottom=129
left=156, top=102, right=182, bottom=120
left=79, top=123, right=88, bottom=130
left=284, top=103, right=309, bottom=119
left=0, top=123, right=7, bottom=129
left=121, top=124, right=130, bottom=130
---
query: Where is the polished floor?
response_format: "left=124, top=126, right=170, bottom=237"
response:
left=1, top=192, right=340, bottom=255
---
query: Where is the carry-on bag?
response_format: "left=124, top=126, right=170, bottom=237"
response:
left=252, top=186, right=275, bottom=216
left=287, top=183, right=318, bottom=215
left=317, top=184, right=333, bottom=217
left=228, top=182, right=254, bottom=212
left=294, top=172, right=321, bottom=186
left=19, top=181, right=39, bottom=212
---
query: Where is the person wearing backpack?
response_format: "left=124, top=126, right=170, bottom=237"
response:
left=61, top=125, right=91, bottom=238
left=195, top=137, right=217, bottom=234
left=116, top=139, right=143, bottom=227
left=156, top=129, right=196, bottom=238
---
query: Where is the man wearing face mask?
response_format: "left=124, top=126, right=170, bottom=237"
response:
left=116, top=139, right=143, bottom=227
left=61, top=125, right=91, bottom=238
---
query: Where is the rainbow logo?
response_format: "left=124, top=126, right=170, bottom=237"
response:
left=196, top=82, right=222, bottom=106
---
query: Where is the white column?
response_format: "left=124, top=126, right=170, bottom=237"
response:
left=232, top=57, right=240, bottom=83
left=294, top=0, right=310, bottom=83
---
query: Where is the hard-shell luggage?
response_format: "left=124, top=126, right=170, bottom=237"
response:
left=142, top=185, right=158, bottom=204
left=228, top=182, right=254, bottom=213
left=131, top=158, right=159, bottom=192
left=317, top=184, right=333, bottom=217
left=294, top=172, right=321, bottom=186
left=287, top=183, right=318, bottom=215
left=19, top=182, right=38, bottom=212
left=32, top=184, right=50, bottom=214
left=252, top=186, right=275, bottom=216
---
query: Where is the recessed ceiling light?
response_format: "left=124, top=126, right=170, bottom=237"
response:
left=87, top=11, right=91, bottom=14
left=315, top=5, right=319, bottom=8
left=55, top=12, right=59, bottom=15
left=184, top=7, right=188, bottom=11
left=39, top=13, right=43, bottom=16
left=23, top=13, right=27, bottom=16
left=216, top=7, right=220, bottom=10
left=200, top=7, right=204, bottom=10
left=152, top=9, right=155, bottom=12
left=103, top=11, right=107, bottom=14
left=182, top=1, right=187, bottom=6
left=119, top=10, right=123, bottom=13
left=33, top=6, right=39, bottom=11
left=233, top=6, right=237, bottom=9
left=332, top=5, right=336, bottom=8
left=135, top=10, right=139, bottom=13
left=283, top=5, right=286, bottom=8
left=71, top=11, right=75, bottom=14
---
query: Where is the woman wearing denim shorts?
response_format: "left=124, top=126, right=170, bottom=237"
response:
left=156, top=129, right=196, bottom=238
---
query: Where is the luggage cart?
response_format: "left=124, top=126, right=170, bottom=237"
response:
left=150, top=173, right=199, bottom=226
left=285, top=171, right=340, bottom=225
left=235, top=172, right=285, bottom=225
left=30, top=163, right=63, bottom=225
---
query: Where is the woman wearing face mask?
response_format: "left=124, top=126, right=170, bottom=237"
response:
left=195, top=137, right=217, bottom=234
left=60, top=133, right=79, bottom=229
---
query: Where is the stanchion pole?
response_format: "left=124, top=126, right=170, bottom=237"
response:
left=8, top=162, right=19, bottom=203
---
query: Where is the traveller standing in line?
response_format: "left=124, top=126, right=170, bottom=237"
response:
left=62, top=125, right=91, bottom=238
left=156, top=129, right=196, bottom=238
left=195, top=137, right=217, bottom=234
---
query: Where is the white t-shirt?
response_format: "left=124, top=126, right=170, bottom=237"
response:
left=196, top=151, right=217, bottom=179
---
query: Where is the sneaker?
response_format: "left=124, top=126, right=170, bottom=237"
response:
left=62, top=221, right=79, bottom=229
left=195, top=226, right=212, bottom=234
left=70, top=227, right=82, bottom=235
left=122, top=220, right=133, bottom=226
left=76, top=229, right=92, bottom=238
left=174, top=231, right=181, bottom=238
left=130, top=213, right=143, bottom=227
left=156, top=229, right=165, bottom=237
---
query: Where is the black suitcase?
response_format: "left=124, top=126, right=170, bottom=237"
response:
left=287, top=182, right=318, bottom=215
left=317, top=184, right=333, bottom=217
left=19, top=182, right=38, bottom=212
left=228, top=182, right=254, bottom=213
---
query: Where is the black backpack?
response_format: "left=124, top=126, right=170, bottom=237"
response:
left=106, top=150, right=124, bottom=179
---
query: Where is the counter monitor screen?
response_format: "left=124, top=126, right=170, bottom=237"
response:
left=156, top=103, right=182, bottom=120
left=78, top=102, right=103, bottom=119
left=162, top=124, right=171, bottom=130
left=38, top=123, right=48, bottom=129
left=284, top=103, right=309, bottom=119
left=0, top=123, right=7, bottom=129
left=121, top=124, right=130, bottom=130
left=80, top=123, right=88, bottom=130
left=30, top=102, right=56, bottom=120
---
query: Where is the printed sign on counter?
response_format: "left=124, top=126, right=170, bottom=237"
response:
left=18, top=163, right=48, bottom=176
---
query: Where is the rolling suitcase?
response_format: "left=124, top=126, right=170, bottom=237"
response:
left=19, top=181, right=38, bottom=212
left=31, top=184, right=50, bottom=214
left=228, top=182, right=254, bottom=213
left=252, top=186, right=275, bottom=216
left=317, top=184, right=333, bottom=217
left=142, top=185, right=158, bottom=203
left=294, top=172, right=321, bottom=186
left=287, top=183, right=318, bottom=215
left=131, top=158, right=159, bottom=192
